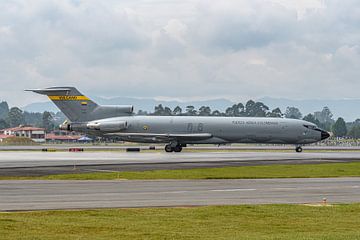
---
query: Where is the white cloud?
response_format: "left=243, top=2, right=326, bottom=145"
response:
left=0, top=0, right=359, bottom=108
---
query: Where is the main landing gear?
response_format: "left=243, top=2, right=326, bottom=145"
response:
left=295, top=146, right=303, bottom=153
left=165, top=144, right=183, bottom=152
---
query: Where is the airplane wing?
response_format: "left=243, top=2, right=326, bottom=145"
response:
left=104, top=132, right=212, bottom=142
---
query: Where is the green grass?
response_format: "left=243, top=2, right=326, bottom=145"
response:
left=2, top=162, right=360, bottom=180
left=1, top=204, right=360, bottom=240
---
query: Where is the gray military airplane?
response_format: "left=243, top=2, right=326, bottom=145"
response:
left=26, top=87, right=330, bottom=152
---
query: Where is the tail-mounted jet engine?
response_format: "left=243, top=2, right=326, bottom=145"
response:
left=86, top=120, right=127, bottom=132
left=59, top=119, right=127, bottom=132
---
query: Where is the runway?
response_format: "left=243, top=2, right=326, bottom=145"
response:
left=0, top=151, right=360, bottom=176
left=1, top=150, right=360, bottom=211
left=1, top=151, right=360, bottom=176
left=1, top=178, right=359, bottom=211
left=1, top=145, right=360, bottom=151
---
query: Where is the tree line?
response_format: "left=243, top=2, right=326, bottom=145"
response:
left=0, top=99, right=360, bottom=138
left=140, top=100, right=360, bottom=138
left=0, top=101, right=64, bottom=132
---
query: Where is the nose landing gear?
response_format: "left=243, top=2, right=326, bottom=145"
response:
left=295, top=146, right=303, bottom=153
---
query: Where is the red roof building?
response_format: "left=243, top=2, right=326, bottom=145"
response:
left=45, top=130, right=83, bottom=142
left=0, top=134, right=15, bottom=142
left=2, top=126, right=46, bottom=143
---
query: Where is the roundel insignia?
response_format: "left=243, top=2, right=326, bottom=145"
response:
left=143, top=125, right=149, bottom=130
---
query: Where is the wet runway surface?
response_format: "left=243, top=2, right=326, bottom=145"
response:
left=1, top=178, right=359, bottom=211
left=0, top=151, right=359, bottom=176
left=0, top=151, right=360, bottom=176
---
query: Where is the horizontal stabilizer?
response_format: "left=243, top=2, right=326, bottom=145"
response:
left=25, top=88, right=73, bottom=95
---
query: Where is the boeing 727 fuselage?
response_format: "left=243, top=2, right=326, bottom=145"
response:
left=26, top=87, right=330, bottom=152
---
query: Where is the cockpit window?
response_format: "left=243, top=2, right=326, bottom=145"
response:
left=304, top=124, right=322, bottom=132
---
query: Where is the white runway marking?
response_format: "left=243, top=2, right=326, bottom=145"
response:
left=272, top=185, right=360, bottom=191
left=210, top=188, right=257, bottom=192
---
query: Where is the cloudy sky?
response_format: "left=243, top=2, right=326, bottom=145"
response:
left=0, top=0, right=359, bottom=107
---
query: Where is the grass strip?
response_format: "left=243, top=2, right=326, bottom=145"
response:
left=1, top=162, right=360, bottom=180
left=1, top=204, right=360, bottom=240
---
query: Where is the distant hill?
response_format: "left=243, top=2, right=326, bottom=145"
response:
left=22, top=96, right=360, bottom=122
left=23, top=102, right=58, bottom=113
left=22, top=96, right=234, bottom=114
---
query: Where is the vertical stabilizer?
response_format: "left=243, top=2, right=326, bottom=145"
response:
left=25, top=87, right=98, bottom=122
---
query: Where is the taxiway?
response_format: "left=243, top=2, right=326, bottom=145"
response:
left=0, top=151, right=359, bottom=176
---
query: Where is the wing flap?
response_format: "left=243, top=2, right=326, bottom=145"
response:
left=105, top=132, right=212, bottom=141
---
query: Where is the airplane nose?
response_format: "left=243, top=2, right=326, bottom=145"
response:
left=321, top=130, right=330, bottom=140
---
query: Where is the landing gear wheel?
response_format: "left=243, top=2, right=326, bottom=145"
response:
left=295, top=146, right=303, bottom=153
left=165, top=144, right=173, bottom=152
left=174, top=145, right=183, bottom=152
